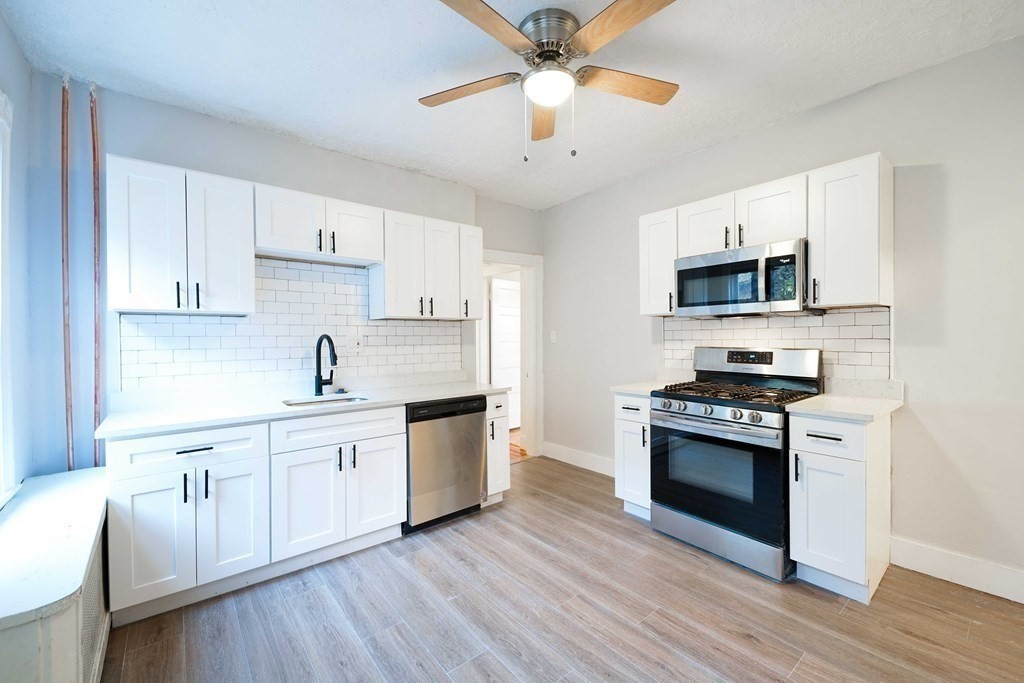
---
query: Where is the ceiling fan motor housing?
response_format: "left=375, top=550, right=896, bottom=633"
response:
left=518, top=8, right=582, bottom=63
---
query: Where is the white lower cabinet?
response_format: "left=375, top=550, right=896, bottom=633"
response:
left=487, top=415, right=511, bottom=496
left=270, top=445, right=347, bottom=562
left=108, top=470, right=197, bottom=611
left=346, top=434, right=407, bottom=538
left=195, top=458, right=270, bottom=584
left=614, top=417, right=650, bottom=511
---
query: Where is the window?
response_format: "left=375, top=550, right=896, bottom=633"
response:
left=0, top=88, right=13, bottom=506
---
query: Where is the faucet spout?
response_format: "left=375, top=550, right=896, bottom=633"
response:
left=314, top=334, right=338, bottom=396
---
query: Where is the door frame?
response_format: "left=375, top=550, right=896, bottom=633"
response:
left=463, top=250, right=543, bottom=458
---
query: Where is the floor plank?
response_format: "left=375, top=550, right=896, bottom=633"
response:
left=182, top=594, right=251, bottom=683
left=362, top=622, right=450, bottom=682
left=232, top=579, right=316, bottom=682
left=100, top=625, right=128, bottom=683
left=284, top=585, right=384, bottom=681
left=315, top=554, right=403, bottom=640
left=449, top=651, right=519, bottom=683
left=121, top=633, right=185, bottom=683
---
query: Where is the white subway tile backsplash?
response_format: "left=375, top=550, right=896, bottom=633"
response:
left=663, top=307, right=891, bottom=380
left=119, top=258, right=463, bottom=389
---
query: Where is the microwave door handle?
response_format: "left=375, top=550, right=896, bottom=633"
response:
left=758, top=255, right=767, bottom=305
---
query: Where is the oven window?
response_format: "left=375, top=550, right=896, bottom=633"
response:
left=668, top=439, right=754, bottom=503
left=678, top=259, right=759, bottom=307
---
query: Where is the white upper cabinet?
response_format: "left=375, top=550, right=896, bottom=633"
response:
left=808, top=154, right=893, bottom=308
left=346, top=433, right=407, bottom=538
left=106, top=156, right=188, bottom=312
left=638, top=209, right=678, bottom=316
left=185, top=171, right=256, bottom=315
left=254, top=184, right=325, bottom=257
left=677, top=193, right=734, bottom=257
left=734, top=174, right=808, bottom=248
left=325, top=198, right=384, bottom=263
left=459, top=225, right=484, bottom=320
left=424, top=218, right=461, bottom=319
left=369, top=210, right=426, bottom=319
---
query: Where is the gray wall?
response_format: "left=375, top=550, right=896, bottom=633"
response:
left=474, top=195, right=543, bottom=255
left=0, top=12, right=32, bottom=484
left=541, top=37, right=1024, bottom=572
left=25, top=75, right=487, bottom=474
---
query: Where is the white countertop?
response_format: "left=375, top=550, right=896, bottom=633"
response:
left=0, top=468, right=107, bottom=628
left=786, top=394, right=903, bottom=423
left=610, top=381, right=661, bottom=398
left=97, top=381, right=512, bottom=440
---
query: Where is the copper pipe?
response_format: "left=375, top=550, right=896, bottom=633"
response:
left=61, top=76, right=75, bottom=471
left=90, top=85, right=101, bottom=468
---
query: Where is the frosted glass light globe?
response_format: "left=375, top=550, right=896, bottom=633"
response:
left=522, top=63, right=576, bottom=108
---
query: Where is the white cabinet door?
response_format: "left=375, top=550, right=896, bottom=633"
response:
left=270, top=446, right=346, bottom=562
left=638, top=209, right=678, bottom=316
left=734, top=174, right=807, bottom=247
left=325, top=198, right=384, bottom=263
left=614, top=418, right=650, bottom=509
left=677, top=194, right=733, bottom=257
left=487, top=416, right=511, bottom=496
left=106, top=156, right=188, bottom=312
left=185, top=171, right=256, bottom=314
left=424, top=218, right=461, bottom=319
left=346, top=434, right=407, bottom=538
left=790, top=450, right=866, bottom=583
left=459, top=224, right=484, bottom=320
left=370, top=210, right=425, bottom=319
left=108, top=469, right=196, bottom=610
left=195, top=457, right=269, bottom=585
left=808, top=154, right=891, bottom=307
left=254, top=184, right=326, bottom=257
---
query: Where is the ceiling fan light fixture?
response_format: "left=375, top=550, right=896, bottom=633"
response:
left=522, top=61, right=576, bottom=108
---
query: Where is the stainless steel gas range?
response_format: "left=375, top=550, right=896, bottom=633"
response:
left=649, top=347, right=822, bottom=581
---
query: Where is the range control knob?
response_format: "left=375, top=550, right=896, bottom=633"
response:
left=701, top=404, right=714, bottom=416
left=675, top=401, right=687, bottom=411
left=729, top=408, right=743, bottom=420
left=747, top=411, right=763, bottom=424
left=661, top=399, right=672, bottom=409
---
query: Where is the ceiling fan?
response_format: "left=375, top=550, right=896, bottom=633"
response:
left=420, top=0, right=680, bottom=151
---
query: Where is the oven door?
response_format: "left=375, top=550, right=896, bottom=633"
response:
left=650, top=412, right=786, bottom=547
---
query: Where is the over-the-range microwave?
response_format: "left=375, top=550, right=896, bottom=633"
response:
left=674, top=238, right=807, bottom=318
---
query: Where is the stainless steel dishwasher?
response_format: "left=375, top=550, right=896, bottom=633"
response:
left=403, top=395, right=487, bottom=534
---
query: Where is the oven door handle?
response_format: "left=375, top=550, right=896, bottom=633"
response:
left=650, top=413, right=782, bottom=448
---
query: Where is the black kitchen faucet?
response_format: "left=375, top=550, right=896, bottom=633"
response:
left=314, top=333, right=338, bottom=396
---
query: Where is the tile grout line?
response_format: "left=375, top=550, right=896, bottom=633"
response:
left=787, top=652, right=806, bottom=679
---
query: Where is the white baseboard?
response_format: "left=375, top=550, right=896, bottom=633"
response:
left=891, top=535, right=1024, bottom=604
left=541, top=441, right=614, bottom=476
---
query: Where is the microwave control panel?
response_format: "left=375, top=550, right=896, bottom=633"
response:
left=727, top=351, right=773, bottom=365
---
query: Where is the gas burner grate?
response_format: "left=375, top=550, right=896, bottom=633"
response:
left=660, top=381, right=813, bottom=406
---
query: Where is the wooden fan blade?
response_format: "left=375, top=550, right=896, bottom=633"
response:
left=568, top=0, right=676, bottom=56
left=438, top=0, right=536, bottom=54
left=532, top=105, right=556, bottom=141
left=577, top=66, right=679, bottom=105
left=419, top=73, right=521, bottom=107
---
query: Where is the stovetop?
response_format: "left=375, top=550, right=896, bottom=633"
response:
left=656, top=381, right=815, bottom=407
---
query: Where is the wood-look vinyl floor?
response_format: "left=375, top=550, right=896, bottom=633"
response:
left=510, top=428, right=529, bottom=464
left=102, top=456, right=1024, bottom=682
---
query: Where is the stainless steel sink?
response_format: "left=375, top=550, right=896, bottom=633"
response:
left=282, top=394, right=368, bottom=407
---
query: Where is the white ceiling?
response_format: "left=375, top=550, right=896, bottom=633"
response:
left=3, top=1, right=1023, bottom=210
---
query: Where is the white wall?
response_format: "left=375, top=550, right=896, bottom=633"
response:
left=25, top=75, right=480, bottom=475
left=542, top=37, right=1024, bottom=575
left=0, top=12, right=32, bottom=485
left=474, top=195, right=543, bottom=255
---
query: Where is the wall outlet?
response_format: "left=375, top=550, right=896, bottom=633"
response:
left=346, top=335, right=363, bottom=354
left=550, top=330, right=558, bottom=344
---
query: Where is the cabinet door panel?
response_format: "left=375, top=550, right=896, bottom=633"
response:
left=346, top=434, right=407, bottom=538
left=377, top=210, right=425, bottom=318
left=106, top=156, right=187, bottom=312
left=790, top=450, right=865, bottom=583
left=254, top=184, right=326, bottom=256
left=424, top=218, right=461, bottom=319
left=638, top=209, right=678, bottom=315
left=734, top=174, right=807, bottom=247
left=185, top=171, right=256, bottom=314
left=677, top=194, right=733, bottom=257
left=459, top=224, right=484, bottom=320
left=614, top=418, right=650, bottom=509
left=196, top=457, right=269, bottom=584
left=270, top=446, right=346, bottom=561
left=808, top=155, right=881, bottom=307
left=325, top=198, right=384, bottom=263
left=487, top=416, right=511, bottom=496
left=108, top=469, right=196, bottom=610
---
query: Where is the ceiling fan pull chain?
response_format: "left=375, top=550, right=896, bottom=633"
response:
left=570, top=89, right=577, bottom=157
left=523, top=91, right=529, bottom=162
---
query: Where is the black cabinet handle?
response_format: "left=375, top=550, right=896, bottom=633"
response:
left=195, top=282, right=200, bottom=309
left=338, top=446, right=343, bottom=471
left=795, top=453, right=800, bottom=482
left=812, top=278, right=820, bottom=304
left=490, top=421, right=495, bottom=440
left=317, top=229, right=323, bottom=252
left=176, top=282, right=182, bottom=309
left=621, top=406, right=640, bottom=412
left=738, top=223, right=744, bottom=247
left=183, top=473, right=188, bottom=503
left=464, top=299, right=469, bottom=317
left=668, top=292, right=673, bottom=312
left=495, top=404, right=502, bottom=409
left=807, top=431, right=843, bottom=443
left=176, top=445, right=213, bottom=455
left=351, top=443, right=357, bottom=469
left=725, top=226, right=730, bottom=249
left=419, top=297, right=424, bottom=316
left=642, top=426, right=647, bottom=448
left=330, top=231, right=336, bottom=254
left=204, top=469, right=209, bottom=499
left=429, top=297, right=434, bottom=316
